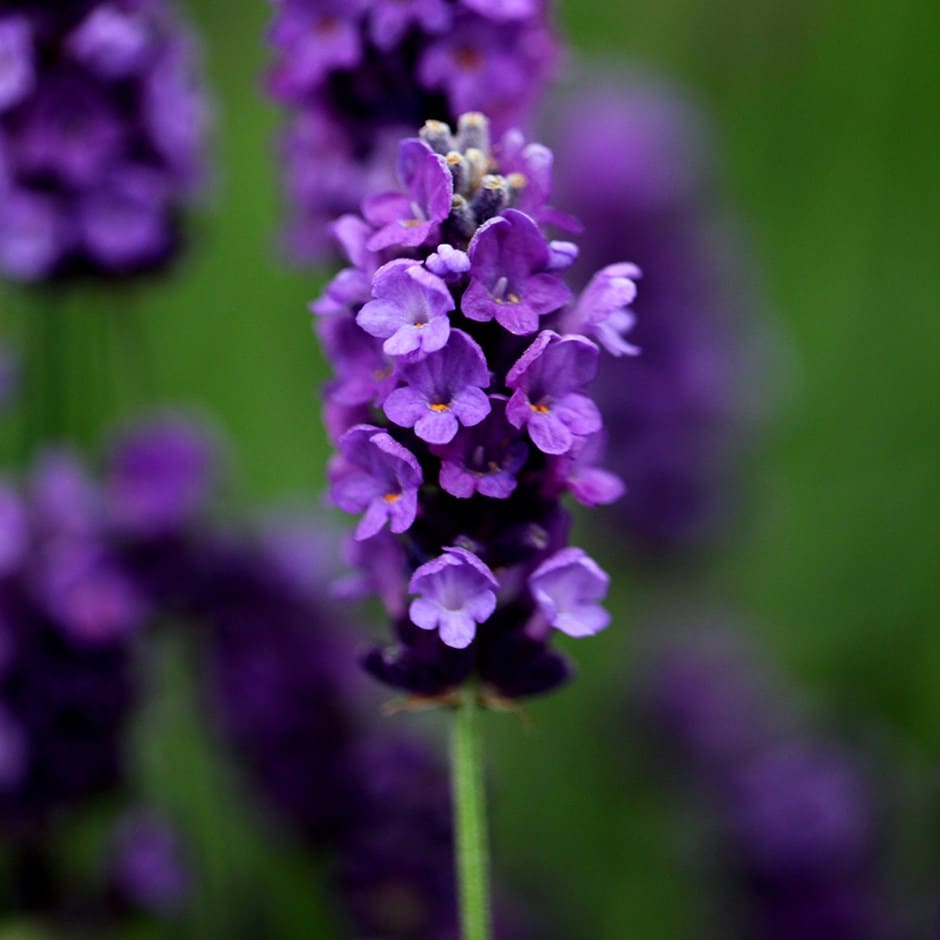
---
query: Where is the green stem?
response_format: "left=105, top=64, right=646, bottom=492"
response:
left=452, top=690, right=492, bottom=940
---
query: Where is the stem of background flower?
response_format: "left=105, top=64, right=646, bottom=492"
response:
left=452, top=689, right=492, bottom=940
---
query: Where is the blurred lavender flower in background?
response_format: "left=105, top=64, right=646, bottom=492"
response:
left=637, top=627, right=898, bottom=939
left=0, top=0, right=210, bottom=281
left=266, top=0, right=560, bottom=261
left=548, top=74, right=765, bottom=555
left=0, top=414, right=215, bottom=926
left=107, top=809, right=191, bottom=919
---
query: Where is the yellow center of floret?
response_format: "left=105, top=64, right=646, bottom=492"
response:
left=429, top=402, right=450, bottom=413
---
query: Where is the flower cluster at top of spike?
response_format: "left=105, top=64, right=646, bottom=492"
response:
left=548, top=76, right=763, bottom=554
left=314, top=112, right=639, bottom=699
left=0, top=0, right=210, bottom=282
left=267, top=0, right=559, bottom=261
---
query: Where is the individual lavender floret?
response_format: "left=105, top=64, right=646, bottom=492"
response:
left=528, top=547, right=610, bottom=638
left=434, top=395, right=529, bottom=500
left=408, top=547, right=498, bottom=649
left=330, top=425, right=423, bottom=540
left=505, top=330, right=601, bottom=455
left=383, top=330, right=491, bottom=445
left=357, top=259, right=455, bottom=357
left=463, top=209, right=571, bottom=335
left=0, top=0, right=211, bottom=281
left=548, top=75, right=763, bottom=553
left=267, top=0, right=560, bottom=262
left=313, top=113, right=633, bottom=700
left=365, top=138, right=454, bottom=251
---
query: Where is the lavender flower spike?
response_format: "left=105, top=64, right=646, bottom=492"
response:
left=330, top=425, right=423, bottom=540
left=506, top=330, right=602, bottom=455
left=357, top=259, right=454, bottom=357
left=409, top=548, right=498, bottom=649
left=314, top=112, right=634, bottom=701
left=529, top=548, right=611, bottom=638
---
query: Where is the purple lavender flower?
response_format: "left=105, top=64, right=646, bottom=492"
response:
left=528, top=547, right=610, bottom=638
left=330, top=425, right=423, bottom=540
left=267, top=0, right=560, bottom=263
left=383, top=330, right=491, bottom=444
left=68, top=5, right=154, bottom=79
left=638, top=629, right=895, bottom=939
left=357, top=258, right=455, bottom=356
left=565, top=262, right=641, bottom=357
left=314, top=114, right=631, bottom=700
left=0, top=16, right=34, bottom=113
left=408, top=547, right=498, bottom=649
left=463, top=209, right=571, bottom=335
left=506, top=330, right=601, bottom=455
left=109, top=811, right=190, bottom=918
left=548, top=75, right=763, bottom=553
left=0, top=0, right=211, bottom=281
left=105, top=417, right=216, bottom=540
left=434, top=395, right=529, bottom=500
left=364, top=138, right=454, bottom=251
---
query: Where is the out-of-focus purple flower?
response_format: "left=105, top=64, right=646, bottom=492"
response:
left=463, top=209, right=571, bottom=335
left=357, top=258, right=455, bottom=357
left=201, top=530, right=362, bottom=843
left=109, top=811, right=190, bottom=918
left=315, top=114, right=632, bottom=700
left=36, top=540, right=146, bottom=645
left=105, top=417, right=216, bottom=540
left=0, top=1, right=211, bottom=282
left=69, top=5, right=153, bottom=79
left=529, top=547, right=610, bottom=638
left=383, top=330, right=491, bottom=445
left=408, top=547, right=498, bottom=649
left=330, top=425, right=423, bottom=540
left=0, top=190, right=68, bottom=281
left=549, top=75, right=763, bottom=553
left=637, top=628, right=895, bottom=939
left=267, top=0, right=560, bottom=263
left=0, top=16, right=34, bottom=113
left=506, top=330, right=601, bottom=455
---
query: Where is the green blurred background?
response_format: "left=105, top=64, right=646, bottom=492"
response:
left=2, top=0, right=939, bottom=936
